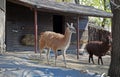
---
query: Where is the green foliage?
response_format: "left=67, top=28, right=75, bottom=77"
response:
left=80, top=0, right=111, bottom=29
left=55, top=0, right=111, bottom=31
left=80, top=0, right=110, bottom=11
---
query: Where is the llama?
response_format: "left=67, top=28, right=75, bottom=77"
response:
left=39, top=23, right=76, bottom=67
left=86, top=36, right=112, bottom=65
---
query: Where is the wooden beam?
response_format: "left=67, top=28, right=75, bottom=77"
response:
left=7, top=0, right=33, bottom=9
left=34, top=7, right=38, bottom=53
left=77, top=16, right=80, bottom=59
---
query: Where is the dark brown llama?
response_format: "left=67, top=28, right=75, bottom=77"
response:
left=86, top=36, right=112, bottom=65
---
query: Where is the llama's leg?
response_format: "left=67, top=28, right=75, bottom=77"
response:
left=0, top=44, right=3, bottom=55
left=55, top=51, right=58, bottom=66
left=46, top=48, right=50, bottom=64
left=100, top=56, right=103, bottom=65
left=89, top=54, right=94, bottom=64
left=91, top=57, right=95, bottom=64
left=89, top=55, right=91, bottom=63
left=62, top=50, right=67, bottom=67
left=39, top=41, right=45, bottom=59
left=40, top=49, right=42, bottom=59
left=98, top=56, right=103, bottom=65
left=91, top=54, right=94, bottom=64
left=98, top=57, right=100, bottom=65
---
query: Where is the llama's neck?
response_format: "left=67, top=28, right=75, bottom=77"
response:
left=102, top=42, right=111, bottom=51
left=63, top=27, right=72, bottom=49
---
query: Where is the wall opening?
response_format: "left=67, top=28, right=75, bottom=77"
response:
left=53, top=15, right=65, bottom=34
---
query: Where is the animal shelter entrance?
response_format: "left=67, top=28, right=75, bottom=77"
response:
left=53, top=15, right=65, bottom=34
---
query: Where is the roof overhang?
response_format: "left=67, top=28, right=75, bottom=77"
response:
left=7, top=0, right=113, bottom=18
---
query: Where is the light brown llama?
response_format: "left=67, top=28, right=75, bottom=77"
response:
left=39, top=23, right=76, bottom=67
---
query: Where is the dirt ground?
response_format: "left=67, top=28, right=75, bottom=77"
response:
left=4, top=51, right=111, bottom=75
left=25, top=51, right=111, bottom=75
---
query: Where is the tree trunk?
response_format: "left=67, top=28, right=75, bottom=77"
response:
left=74, top=0, right=79, bottom=4
left=108, top=0, right=120, bottom=77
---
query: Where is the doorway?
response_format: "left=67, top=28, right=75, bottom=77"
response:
left=53, top=15, right=65, bottom=34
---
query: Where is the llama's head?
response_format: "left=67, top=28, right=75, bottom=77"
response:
left=108, top=35, right=112, bottom=46
left=66, top=23, right=76, bottom=33
left=103, top=35, right=112, bottom=46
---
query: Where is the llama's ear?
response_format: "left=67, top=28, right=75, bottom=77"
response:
left=70, top=23, right=74, bottom=27
left=66, top=23, right=70, bottom=27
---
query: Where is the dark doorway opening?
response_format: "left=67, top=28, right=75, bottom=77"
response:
left=53, top=15, right=65, bottom=34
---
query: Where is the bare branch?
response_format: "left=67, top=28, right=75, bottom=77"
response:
left=110, top=0, right=120, bottom=10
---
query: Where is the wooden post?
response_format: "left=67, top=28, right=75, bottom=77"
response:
left=34, top=8, right=38, bottom=53
left=77, top=16, right=80, bottom=59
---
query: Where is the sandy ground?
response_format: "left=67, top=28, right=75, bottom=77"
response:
left=0, top=51, right=111, bottom=76
left=8, top=51, right=111, bottom=74
left=38, top=53, right=111, bottom=75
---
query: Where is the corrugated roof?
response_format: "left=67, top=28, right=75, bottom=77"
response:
left=7, top=0, right=113, bottom=18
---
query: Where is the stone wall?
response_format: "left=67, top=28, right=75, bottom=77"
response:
left=0, top=8, right=6, bottom=53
